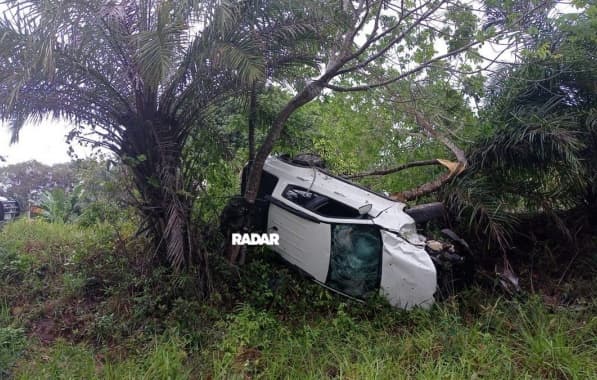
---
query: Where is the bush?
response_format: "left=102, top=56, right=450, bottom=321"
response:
left=233, top=250, right=344, bottom=316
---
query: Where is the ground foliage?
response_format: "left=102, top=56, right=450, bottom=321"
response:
left=0, top=219, right=595, bottom=379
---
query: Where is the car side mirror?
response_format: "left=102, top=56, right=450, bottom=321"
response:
left=358, top=203, right=372, bottom=216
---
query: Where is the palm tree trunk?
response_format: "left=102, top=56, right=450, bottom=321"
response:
left=123, top=119, right=209, bottom=294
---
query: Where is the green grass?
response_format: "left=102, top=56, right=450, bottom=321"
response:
left=205, top=299, right=596, bottom=379
left=1, top=219, right=596, bottom=379
left=1, top=298, right=26, bottom=379
left=0, top=326, right=26, bottom=378
left=7, top=298, right=596, bottom=379
left=14, top=334, right=189, bottom=380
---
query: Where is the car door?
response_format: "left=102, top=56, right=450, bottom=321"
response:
left=267, top=184, right=379, bottom=288
left=267, top=202, right=331, bottom=283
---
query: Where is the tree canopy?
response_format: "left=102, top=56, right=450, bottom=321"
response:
left=0, top=0, right=580, bottom=276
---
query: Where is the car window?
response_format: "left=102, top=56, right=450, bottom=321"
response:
left=241, top=167, right=279, bottom=199
left=258, top=172, right=279, bottom=198
left=282, top=185, right=361, bottom=218
left=326, top=224, right=382, bottom=298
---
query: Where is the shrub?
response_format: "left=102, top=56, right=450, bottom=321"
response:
left=233, top=250, right=344, bottom=315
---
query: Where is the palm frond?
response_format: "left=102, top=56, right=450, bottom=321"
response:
left=0, top=0, right=337, bottom=271
left=443, top=174, right=519, bottom=252
left=134, top=0, right=187, bottom=89
left=452, top=12, right=597, bottom=251
left=9, top=114, right=26, bottom=144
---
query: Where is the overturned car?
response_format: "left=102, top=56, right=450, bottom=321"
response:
left=239, top=155, right=460, bottom=309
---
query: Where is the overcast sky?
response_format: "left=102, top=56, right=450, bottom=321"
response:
left=0, top=120, right=94, bottom=167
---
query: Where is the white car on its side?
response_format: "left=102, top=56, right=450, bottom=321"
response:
left=244, top=155, right=438, bottom=309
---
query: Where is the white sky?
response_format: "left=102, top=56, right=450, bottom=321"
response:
left=0, top=120, right=94, bottom=167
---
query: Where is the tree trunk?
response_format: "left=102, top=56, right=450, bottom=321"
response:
left=122, top=119, right=209, bottom=294
left=223, top=82, right=323, bottom=264
left=404, top=202, right=446, bottom=224
left=243, top=82, right=322, bottom=204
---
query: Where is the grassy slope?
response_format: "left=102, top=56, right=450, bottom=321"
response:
left=1, top=219, right=596, bottom=379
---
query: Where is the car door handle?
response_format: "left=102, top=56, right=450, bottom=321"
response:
left=270, top=226, right=278, bottom=232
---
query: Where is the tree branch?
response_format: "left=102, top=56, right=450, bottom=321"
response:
left=325, top=38, right=485, bottom=92
left=346, top=159, right=440, bottom=179
left=335, top=0, right=447, bottom=76
left=244, top=80, right=323, bottom=203
left=390, top=106, right=467, bottom=201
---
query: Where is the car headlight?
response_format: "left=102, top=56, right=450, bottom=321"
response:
left=399, top=222, right=426, bottom=246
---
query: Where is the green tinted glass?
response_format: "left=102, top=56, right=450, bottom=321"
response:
left=326, top=224, right=382, bottom=298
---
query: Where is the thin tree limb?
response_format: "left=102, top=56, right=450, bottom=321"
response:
left=325, top=39, right=484, bottom=92
left=390, top=106, right=467, bottom=201
left=346, top=159, right=440, bottom=179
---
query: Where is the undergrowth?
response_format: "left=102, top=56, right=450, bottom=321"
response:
left=0, top=219, right=595, bottom=379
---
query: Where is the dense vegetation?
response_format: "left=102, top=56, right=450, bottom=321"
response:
left=1, top=219, right=595, bottom=379
left=0, top=0, right=596, bottom=378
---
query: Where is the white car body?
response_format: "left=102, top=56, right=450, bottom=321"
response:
left=255, top=156, right=437, bottom=309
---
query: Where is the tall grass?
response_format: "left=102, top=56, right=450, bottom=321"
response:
left=13, top=298, right=594, bottom=379
left=0, top=218, right=133, bottom=263
left=1, top=297, right=26, bottom=379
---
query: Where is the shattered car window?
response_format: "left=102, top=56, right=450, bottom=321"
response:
left=327, top=224, right=382, bottom=298
left=282, top=186, right=361, bottom=218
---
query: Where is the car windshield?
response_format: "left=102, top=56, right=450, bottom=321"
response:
left=326, top=224, right=382, bottom=298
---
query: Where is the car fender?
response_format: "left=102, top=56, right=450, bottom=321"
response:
left=379, top=230, right=436, bottom=309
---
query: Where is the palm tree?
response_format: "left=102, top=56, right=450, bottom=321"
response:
left=444, top=7, right=597, bottom=250
left=0, top=0, right=328, bottom=286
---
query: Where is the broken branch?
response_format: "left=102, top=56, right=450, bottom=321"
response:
left=347, top=159, right=440, bottom=179
left=389, top=107, right=467, bottom=201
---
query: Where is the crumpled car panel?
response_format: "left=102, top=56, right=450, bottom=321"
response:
left=380, top=230, right=436, bottom=309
